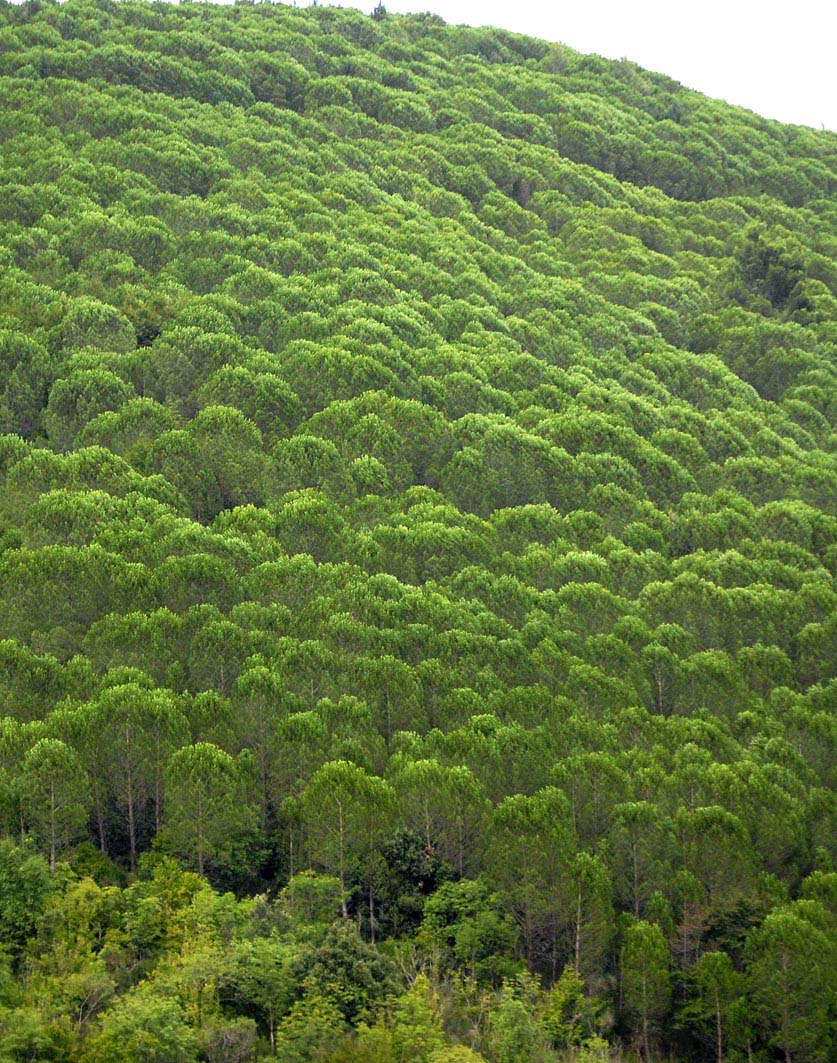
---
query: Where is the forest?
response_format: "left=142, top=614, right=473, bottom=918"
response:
left=0, top=0, right=835, bottom=1060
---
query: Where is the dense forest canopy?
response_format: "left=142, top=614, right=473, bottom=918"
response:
left=0, top=1, right=835, bottom=1060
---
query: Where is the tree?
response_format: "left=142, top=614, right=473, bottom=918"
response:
left=195, top=1017, right=257, bottom=1063
left=197, top=365, right=301, bottom=445
left=539, top=963, right=604, bottom=1052
left=570, top=852, right=614, bottom=986
left=357, top=974, right=446, bottom=1063
left=0, top=838, right=54, bottom=959
left=61, top=297, right=136, bottom=353
left=609, top=802, right=669, bottom=918
left=553, top=752, right=630, bottom=843
left=675, top=805, right=757, bottom=911
left=291, top=922, right=399, bottom=1025
left=43, top=369, right=134, bottom=451
left=272, top=990, right=345, bottom=1063
left=20, top=738, right=90, bottom=871
left=301, top=761, right=394, bottom=924
left=188, top=405, right=266, bottom=513
left=394, top=758, right=490, bottom=876
left=744, top=901, right=835, bottom=1063
left=226, top=663, right=290, bottom=826
left=484, top=976, right=545, bottom=1063
left=620, top=920, right=670, bottom=1063
left=12, top=875, right=119, bottom=1043
left=88, top=683, right=188, bottom=871
left=273, top=435, right=350, bottom=499
left=677, top=951, right=744, bottom=1063
left=163, top=743, right=257, bottom=878
left=487, top=787, right=577, bottom=980
left=86, top=985, right=197, bottom=1063
left=224, top=935, right=295, bottom=1055
left=420, top=878, right=519, bottom=985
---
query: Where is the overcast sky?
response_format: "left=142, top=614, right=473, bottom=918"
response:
left=311, top=0, right=836, bottom=131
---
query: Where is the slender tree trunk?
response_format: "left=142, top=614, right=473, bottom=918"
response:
left=369, top=889, right=375, bottom=944
left=715, top=986, right=723, bottom=1063
left=456, top=819, right=465, bottom=877
left=641, top=975, right=651, bottom=1063
left=575, top=885, right=583, bottom=970
left=96, top=795, right=107, bottom=853
left=386, top=694, right=394, bottom=750
left=154, top=768, right=162, bottom=833
left=552, top=922, right=558, bottom=983
left=49, top=779, right=56, bottom=873
left=197, top=789, right=205, bottom=877
left=780, top=947, right=792, bottom=1063
left=126, top=765, right=136, bottom=873
left=338, top=801, right=348, bottom=924
left=260, top=760, right=270, bottom=831
left=632, top=838, right=641, bottom=917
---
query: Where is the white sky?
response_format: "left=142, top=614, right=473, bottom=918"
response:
left=311, top=0, right=837, bottom=131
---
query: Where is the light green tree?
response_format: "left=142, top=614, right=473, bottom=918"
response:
left=302, top=760, right=394, bottom=923
left=163, top=743, right=257, bottom=877
left=744, top=901, right=835, bottom=1063
left=621, top=920, right=671, bottom=1063
left=20, top=738, right=90, bottom=872
left=677, top=951, right=744, bottom=1063
left=85, top=985, right=196, bottom=1063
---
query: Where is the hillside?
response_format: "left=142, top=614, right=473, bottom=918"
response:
left=0, top=1, right=835, bottom=1060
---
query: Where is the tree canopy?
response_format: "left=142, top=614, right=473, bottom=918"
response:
left=0, top=1, right=834, bottom=1060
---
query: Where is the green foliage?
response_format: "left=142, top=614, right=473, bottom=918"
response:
left=621, top=920, right=671, bottom=1062
left=0, top=839, right=54, bottom=959
left=20, top=737, right=90, bottom=871
left=85, top=985, right=197, bottom=1063
left=162, top=742, right=258, bottom=878
left=744, top=901, right=835, bottom=1063
left=291, top=922, right=400, bottom=1025
left=0, top=1, right=834, bottom=1060
left=420, top=878, right=520, bottom=984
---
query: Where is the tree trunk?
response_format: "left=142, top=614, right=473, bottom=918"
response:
left=552, top=922, right=559, bottom=983
left=780, top=946, right=792, bottom=1063
left=632, top=839, right=641, bottom=917
left=96, top=795, right=108, bottom=853
left=196, top=789, right=205, bottom=877
left=641, top=975, right=651, bottom=1063
left=49, top=778, right=56, bottom=873
left=154, top=769, right=162, bottom=833
left=126, top=765, right=137, bottom=873
left=338, top=801, right=348, bottom=924
left=575, top=885, right=583, bottom=970
left=456, top=819, right=465, bottom=877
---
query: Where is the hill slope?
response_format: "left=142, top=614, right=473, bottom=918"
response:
left=0, top=2, right=835, bottom=1060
